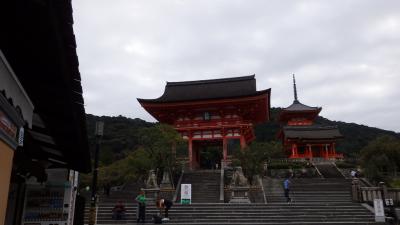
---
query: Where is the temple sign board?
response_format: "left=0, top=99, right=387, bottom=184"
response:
left=181, top=184, right=191, bottom=204
left=374, top=199, right=385, bottom=222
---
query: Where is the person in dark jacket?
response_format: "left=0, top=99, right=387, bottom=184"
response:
left=156, top=198, right=173, bottom=219
left=283, top=176, right=292, bottom=203
left=112, top=201, right=126, bottom=220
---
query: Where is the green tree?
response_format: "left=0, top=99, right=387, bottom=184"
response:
left=80, top=124, right=184, bottom=189
left=360, top=135, right=400, bottom=184
left=80, top=148, right=153, bottom=188
left=234, top=141, right=282, bottom=185
left=136, top=123, right=185, bottom=184
left=138, top=124, right=184, bottom=170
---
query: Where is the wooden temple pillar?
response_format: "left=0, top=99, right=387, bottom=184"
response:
left=188, top=136, right=200, bottom=169
left=290, top=143, right=299, bottom=158
left=324, top=144, right=329, bottom=159
left=306, top=144, right=313, bottom=159
left=332, top=143, right=337, bottom=158
left=315, top=143, right=340, bottom=159
left=327, top=143, right=331, bottom=158
left=188, top=137, right=194, bottom=169
left=240, top=135, right=247, bottom=149
left=222, top=137, right=228, bottom=162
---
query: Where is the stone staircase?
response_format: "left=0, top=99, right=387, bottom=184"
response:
left=261, top=175, right=382, bottom=225
left=85, top=202, right=381, bottom=225
left=83, top=170, right=383, bottom=225
left=83, top=181, right=143, bottom=224
left=263, top=178, right=352, bottom=203
left=178, top=169, right=220, bottom=203
left=315, top=162, right=345, bottom=178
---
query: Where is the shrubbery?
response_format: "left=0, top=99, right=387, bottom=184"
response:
left=360, top=135, right=400, bottom=184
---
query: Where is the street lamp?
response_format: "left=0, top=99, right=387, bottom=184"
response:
left=89, top=121, right=104, bottom=225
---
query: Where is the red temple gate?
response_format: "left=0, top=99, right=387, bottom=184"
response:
left=138, top=75, right=271, bottom=169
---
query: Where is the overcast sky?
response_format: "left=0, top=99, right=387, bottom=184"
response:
left=72, top=1, right=400, bottom=132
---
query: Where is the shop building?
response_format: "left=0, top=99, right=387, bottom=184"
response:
left=1, top=1, right=91, bottom=225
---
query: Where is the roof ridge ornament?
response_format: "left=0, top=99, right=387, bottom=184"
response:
left=293, top=74, right=299, bottom=103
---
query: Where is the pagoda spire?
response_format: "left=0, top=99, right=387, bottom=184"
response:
left=293, top=74, right=299, bottom=103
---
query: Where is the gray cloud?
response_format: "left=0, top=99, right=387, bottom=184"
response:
left=73, top=0, right=400, bottom=132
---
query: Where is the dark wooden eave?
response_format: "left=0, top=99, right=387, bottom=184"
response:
left=283, top=100, right=321, bottom=112
left=138, top=75, right=271, bottom=125
left=1, top=0, right=91, bottom=172
left=279, top=100, right=322, bottom=122
left=138, top=75, right=269, bottom=103
left=282, top=125, right=343, bottom=140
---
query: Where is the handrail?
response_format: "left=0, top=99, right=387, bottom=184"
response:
left=360, top=187, right=382, bottom=191
left=388, top=188, right=400, bottom=191
left=172, top=169, right=184, bottom=202
left=333, top=162, right=346, bottom=178
left=258, top=176, right=267, bottom=204
left=310, top=161, right=323, bottom=178
left=359, top=178, right=374, bottom=187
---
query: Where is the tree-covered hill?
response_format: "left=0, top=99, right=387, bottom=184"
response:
left=87, top=109, right=399, bottom=164
left=86, top=114, right=153, bottom=165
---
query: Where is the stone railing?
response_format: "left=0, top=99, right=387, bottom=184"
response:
left=352, top=179, right=400, bottom=206
left=267, top=158, right=306, bottom=164
left=220, top=161, right=225, bottom=202
left=385, top=187, right=400, bottom=206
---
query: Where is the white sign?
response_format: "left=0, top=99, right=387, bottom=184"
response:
left=374, top=199, right=385, bottom=222
left=181, top=184, right=191, bottom=204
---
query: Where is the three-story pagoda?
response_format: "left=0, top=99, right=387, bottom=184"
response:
left=278, top=75, right=343, bottom=159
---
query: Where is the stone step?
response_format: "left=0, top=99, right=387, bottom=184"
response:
left=93, top=212, right=373, bottom=217
left=88, top=207, right=372, bottom=214
left=88, top=222, right=383, bottom=225
left=87, top=203, right=366, bottom=212
left=85, top=202, right=378, bottom=225
left=90, top=213, right=375, bottom=218
left=93, top=216, right=375, bottom=221
left=88, top=202, right=367, bottom=206
left=178, top=170, right=220, bottom=203
left=266, top=195, right=351, bottom=198
left=266, top=199, right=352, bottom=202
left=92, top=217, right=376, bottom=222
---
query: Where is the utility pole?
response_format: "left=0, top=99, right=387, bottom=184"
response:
left=89, top=121, right=104, bottom=225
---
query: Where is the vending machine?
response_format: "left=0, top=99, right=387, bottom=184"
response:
left=21, top=169, right=78, bottom=225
